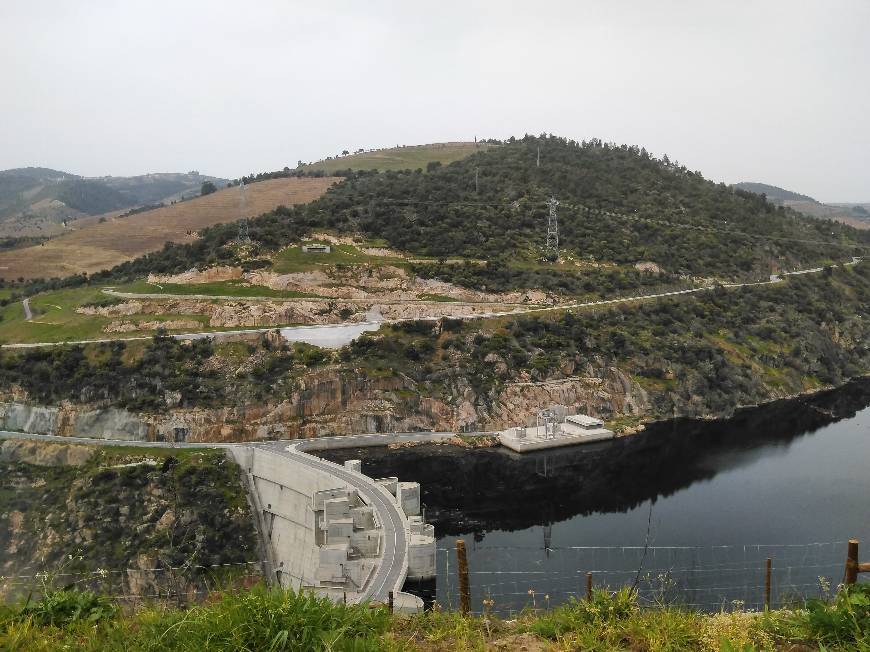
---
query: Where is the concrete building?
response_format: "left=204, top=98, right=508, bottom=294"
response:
left=302, top=244, right=331, bottom=253
left=498, top=409, right=615, bottom=453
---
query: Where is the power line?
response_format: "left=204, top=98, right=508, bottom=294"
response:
left=372, top=198, right=870, bottom=251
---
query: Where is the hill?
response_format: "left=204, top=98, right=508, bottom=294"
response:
left=0, top=176, right=337, bottom=279
left=301, top=141, right=489, bottom=173
left=735, top=180, right=870, bottom=230
left=120, top=136, right=869, bottom=290
left=0, top=167, right=229, bottom=239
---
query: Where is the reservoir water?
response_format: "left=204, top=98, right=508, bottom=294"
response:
left=319, top=379, right=870, bottom=613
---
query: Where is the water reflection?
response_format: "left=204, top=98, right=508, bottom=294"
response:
left=322, top=378, right=870, bottom=537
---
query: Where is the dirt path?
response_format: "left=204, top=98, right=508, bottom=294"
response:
left=3, top=258, right=860, bottom=349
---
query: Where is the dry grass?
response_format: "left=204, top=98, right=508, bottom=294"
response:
left=303, top=142, right=489, bottom=173
left=0, top=177, right=338, bottom=279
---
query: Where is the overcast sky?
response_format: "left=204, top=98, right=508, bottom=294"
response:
left=1, top=1, right=867, bottom=202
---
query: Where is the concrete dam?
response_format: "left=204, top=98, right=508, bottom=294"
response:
left=229, top=433, right=448, bottom=612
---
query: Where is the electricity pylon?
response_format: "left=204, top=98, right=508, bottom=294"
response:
left=237, top=182, right=250, bottom=243
left=546, top=197, right=559, bottom=258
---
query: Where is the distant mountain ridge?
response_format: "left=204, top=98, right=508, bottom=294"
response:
left=733, top=182, right=817, bottom=203
left=0, top=167, right=228, bottom=238
left=734, top=181, right=870, bottom=229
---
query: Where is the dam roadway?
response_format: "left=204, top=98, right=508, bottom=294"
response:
left=260, top=439, right=408, bottom=602
left=0, top=429, right=455, bottom=606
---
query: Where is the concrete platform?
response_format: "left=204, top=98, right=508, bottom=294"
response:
left=498, top=423, right=615, bottom=452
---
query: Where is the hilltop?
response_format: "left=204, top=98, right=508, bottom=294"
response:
left=301, top=141, right=489, bottom=173
left=108, top=136, right=869, bottom=288
left=0, top=167, right=228, bottom=239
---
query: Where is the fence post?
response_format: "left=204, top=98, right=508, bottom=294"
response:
left=388, top=590, right=394, bottom=614
left=456, top=539, right=471, bottom=616
left=764, top=558, right=772, bottom=609
left=845, top=539, right=859, bottom=585
left=586, top=571, right=593, bottom=600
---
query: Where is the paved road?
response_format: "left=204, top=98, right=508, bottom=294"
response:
left=260, top=439, right=408, bottom=602
left=2, top=258, right=862, bottom=351
left=22, top=298, right=32, bottom=321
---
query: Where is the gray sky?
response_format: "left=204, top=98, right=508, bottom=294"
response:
left=1, top=1, right=867, bottom=202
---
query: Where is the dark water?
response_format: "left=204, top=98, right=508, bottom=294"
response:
left=320, top=380, right=870, bottom=613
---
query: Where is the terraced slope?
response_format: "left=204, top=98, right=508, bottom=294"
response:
left=0, top=177, right=338, bottom=279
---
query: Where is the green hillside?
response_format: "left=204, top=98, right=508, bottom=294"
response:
left=103, top=135, right=870, bottom=292
left=301, top=141, right=489, bottom=173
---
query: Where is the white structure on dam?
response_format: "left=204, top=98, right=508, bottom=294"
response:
left=229, top=434, right=444, bottom=612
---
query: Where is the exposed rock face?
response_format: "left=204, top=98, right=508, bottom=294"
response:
left=0, top=439, right=93, bottom=466
left=245, top=265, right=551, bottom=305
left=0, top=446, right=258, bottom=602
left=80, top=297, right=534, bottom=329
left=148, top=265, right=243, bottom=284
left=488, top=368, right=650, bottom=431
left=0, top=365, right=651, bottom=443
left=0, top=403, right=149, bottom=440
left=105, top=319, right=201, bottom=333
left=635, top=261, right=664, bottom=274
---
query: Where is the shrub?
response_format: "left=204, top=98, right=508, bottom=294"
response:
left=18, top=589, right=117, bottom=627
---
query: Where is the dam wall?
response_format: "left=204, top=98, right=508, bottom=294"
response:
left=229, top=446, right=346, bottom=591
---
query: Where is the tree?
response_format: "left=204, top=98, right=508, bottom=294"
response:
left=200, top=181, right=217, bottom=196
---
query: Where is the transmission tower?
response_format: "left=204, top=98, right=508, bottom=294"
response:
left=546, top=197, right=559, bottom=258
left=237, top=182, right=250, bottom=243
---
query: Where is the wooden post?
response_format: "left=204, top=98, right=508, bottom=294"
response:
left=764, top=558, right=772, bottom=609
left=456, top=539, right=471, bottom=616
left=845, top=539, right=859, bottom=585
left=586, top=572, right=593, bottom=600
left=388, top=591, right=394, bottom=613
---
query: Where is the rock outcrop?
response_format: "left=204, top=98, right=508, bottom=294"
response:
left=0, top=363, right=652, bottom=443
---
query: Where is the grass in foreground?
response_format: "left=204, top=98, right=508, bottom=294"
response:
left=3, top=584, right=869, bottom=651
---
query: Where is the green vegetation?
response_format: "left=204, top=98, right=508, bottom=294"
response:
left=118, top=279, right=319, bottom=299
left=3, top=583, right=868, bottom=651
left=271, top=241, right=406, bottom=273
left=302, top=142, right=490, bottom=174
left=343, top=265, right=870, bottom=420
left=0, top=331, right=330, bottom=410
left=0, top=286, right=113, bottom=343
left=0, top=446, right=257, bottom=606
left=75, top=136, right=869, bottom=301
left=0, top=285, right=216, bottom=345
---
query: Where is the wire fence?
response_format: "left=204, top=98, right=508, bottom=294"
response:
left=1, top=542, right=860, bottom=615
left=433, top=541, right=852, bottom=615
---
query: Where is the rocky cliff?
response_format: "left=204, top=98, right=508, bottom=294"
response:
left=0, top=443, right=258, bottom=603
left=0, top=362, right=650, bottom=442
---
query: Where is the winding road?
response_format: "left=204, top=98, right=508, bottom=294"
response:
left=2, top=258, right=863, bottom=352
